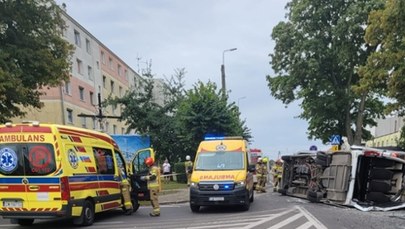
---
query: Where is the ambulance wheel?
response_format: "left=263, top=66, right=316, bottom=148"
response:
left=190, top=204, right=200, bottom=212
left=13, top=219, right=34, bottom=226
left=74, top=200, right=95, bottom=226
left=249, top=189, right=254, bottom=202
left=132, top=199, right=140, bottom=213
left=241, top=191, right=251, bottom=211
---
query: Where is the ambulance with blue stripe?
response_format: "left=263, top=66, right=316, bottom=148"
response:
left=0, top=121, right=147, bottom=226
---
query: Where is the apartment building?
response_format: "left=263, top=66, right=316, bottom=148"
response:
left=11, top=8, right=156, bottom=135
left=366, top=114, right=405, bottom=148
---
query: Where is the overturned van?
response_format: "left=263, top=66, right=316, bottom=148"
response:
left=279, top=146, right=405, bottom=211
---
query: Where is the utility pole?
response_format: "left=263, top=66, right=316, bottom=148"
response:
left=77, top=93, right=121, bottom=131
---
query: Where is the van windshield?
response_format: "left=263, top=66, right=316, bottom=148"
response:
left=0, top=143, right=56, bottom=176
left=195, top=151, right=244, bottom=170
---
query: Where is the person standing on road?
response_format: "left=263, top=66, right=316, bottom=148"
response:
left=162, top=159, right=171, bottom=184
left=259, top=157, right=269, bottom=192
left=255, top=157, right=265, bottom=192
left=272, top=159, right=283, bottom=192
left=185, top=155, right=193, bottom=186
left=141, top=157, right=161, bottom=217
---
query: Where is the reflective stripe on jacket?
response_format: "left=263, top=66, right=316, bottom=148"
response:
left=147, top=166, right=160, bottom=190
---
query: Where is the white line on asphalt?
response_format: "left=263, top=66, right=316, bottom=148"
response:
left=295, top=206, right=328, bottom=229
left=240, top=208, right=298, bottom=229
left=0, top=225, right=14, bottom=227
left=267, top=212, right=304, bottom=229
left=188, top=222, right=250, bottom=229
left=296, top=221, right=313, bottom=229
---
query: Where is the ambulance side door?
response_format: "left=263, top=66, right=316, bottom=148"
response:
left=129, top=148, right=154, bottom=201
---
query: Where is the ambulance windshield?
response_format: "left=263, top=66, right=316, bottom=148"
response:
left=195, top=151, right=244, bottom=170
left=0, top=143, right=56, bottom=176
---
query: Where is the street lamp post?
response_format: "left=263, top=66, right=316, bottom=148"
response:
left=221, top=48, right=237, bottom=96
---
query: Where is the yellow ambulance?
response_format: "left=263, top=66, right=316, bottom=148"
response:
left=0, top=121, right=152, bottom=226
left=189, top=136, right=255, bottom=212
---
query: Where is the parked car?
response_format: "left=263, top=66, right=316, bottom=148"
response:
left=279, top=146, right=405, bottom=211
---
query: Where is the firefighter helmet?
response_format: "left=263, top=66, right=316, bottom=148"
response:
left=145, top=157, right=154, bottom=167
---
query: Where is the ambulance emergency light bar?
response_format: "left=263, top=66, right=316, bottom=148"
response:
left=204, top=134, right=243, bottom=141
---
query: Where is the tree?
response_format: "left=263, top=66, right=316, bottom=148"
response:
left=266, top=0, right=385, bottom=145
left=175, top=81, right=251, bottom=158
left=107, top=65, right=187, bottom=163
left=0, top=0, right=74, bottom=123
left=358, top=0, right=405, bottom=148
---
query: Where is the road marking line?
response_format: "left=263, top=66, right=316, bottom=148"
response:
left=267, top=212, right=304, bottom=229
left=188, top=222, right=250, bottom=229
left=241, top=208, right=298, bottom=229
left=296, top=221, right=313, bottom=229
left=295, top=206, right=328, bottom=229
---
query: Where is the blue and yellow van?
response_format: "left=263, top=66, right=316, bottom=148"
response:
left=189, top=136, right=255, bottom=212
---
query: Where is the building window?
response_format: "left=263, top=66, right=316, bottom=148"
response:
left=85, top=39, right=91, bottom=54
left=118, top=64, right=122, bottom=76
left=112, top=104, right=117, bottom=115
left=121, top=127, right=125, bottom=134
left=74, top=30, right=81, bottom=47
left=101, top=51, right=105, bottom=64
left=67, top=109, right=73, bottom=123
left=113, top=125, right=117, bottom=134
left=105, top=122, right=109, bottom=133
left=90, top=91, right=95, bottom=105
left=92, top=118, right=96, bottom=130
left=109, top=57, right=113, bottom=70
left=77, top=58, right=83, bottom=75
left=119, top=86, right=123, bottom=97
left=81, top=117, right=87, bottom=128
left=64, top=81, right=71, bottom=95
left=79, top=87, right=85, bottom=101
left=103, top=75, right=106, bottom=88
left=87, top=66, right=93, bottom=80
left=125, top=69, right=128, bottom=81
left=110, top=80, right=115, bottom=93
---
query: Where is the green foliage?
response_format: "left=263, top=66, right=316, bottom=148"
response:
left=359, top=0, right=405, bottom=115
left=175, top=81, right=251, bottom=158
left=173, top=162, right=187, bottom=184
left=267, top=0, right=385, bottom=145
left=107, top=65, right=186, bottom=164
left=0, top=0, right=74, bottom=123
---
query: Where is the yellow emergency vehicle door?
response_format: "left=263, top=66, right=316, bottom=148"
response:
left=130, top=148, right=155, bottom=201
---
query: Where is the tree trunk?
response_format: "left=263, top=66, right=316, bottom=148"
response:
left=345, top=104, right=354, bottom=145
left=353, top=93, right=366, bottom=145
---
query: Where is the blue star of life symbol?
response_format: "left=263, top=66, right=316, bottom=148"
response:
left=68, top=149, right=79, bottom=169
left=0, top=148, right=17, bottom=172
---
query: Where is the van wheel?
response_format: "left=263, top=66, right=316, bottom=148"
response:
left=190, top=204, right=200, bottom=212
left=241, top=191, right=251, bottom=211
left=13, top=219, right=34, bottom=226
left=74, top=200, right=95, bottom=226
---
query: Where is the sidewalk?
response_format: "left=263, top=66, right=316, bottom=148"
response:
left=159, top=188, right=189, bottom=205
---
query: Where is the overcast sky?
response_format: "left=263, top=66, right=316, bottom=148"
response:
left=55, top=0, right=326, bottom=159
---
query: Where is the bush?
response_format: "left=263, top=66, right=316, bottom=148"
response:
left=174, top=161, right=187, bottom=184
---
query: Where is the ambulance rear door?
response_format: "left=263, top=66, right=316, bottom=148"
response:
left=0, top=142, right=60, bottom=211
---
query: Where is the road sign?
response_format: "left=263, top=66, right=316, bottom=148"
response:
left=330, top=135, right=341, bottom=145
left=309, top=145, right=317, bottom=151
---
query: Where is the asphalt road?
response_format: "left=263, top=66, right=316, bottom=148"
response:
left=1, top=189, right=405, bottom=228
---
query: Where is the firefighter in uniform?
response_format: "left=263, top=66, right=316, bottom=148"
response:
left=255, top=157, right=265, bottom=192
left=185, top=155, right=193, bottom=186
left=141, top=157, right=161, bottom=217
left=272, top=159, right=283, bottom=192
left=259, top=157, right=269, bottom=192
